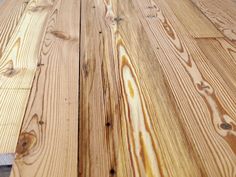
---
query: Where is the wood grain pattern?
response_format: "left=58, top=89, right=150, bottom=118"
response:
left=190, top=0, right=236, bottom=43
left=196, top=38, right=236, bottom=91
left=79, top=0, right=119, bottom=176
left=0, top=0, right=235, bottom=176
left=0, top=0, right=52, bottom=154
left=117, top=2, right=208, bottom=177
left=123, top=0, right=236, bottom=176
left=9, top=0, right=79, bottom=176
left=78, top=0, right=235, bottom=177
left=162, top=0, right=222, bottom=38
left=0, top=0, right=28, bottom=55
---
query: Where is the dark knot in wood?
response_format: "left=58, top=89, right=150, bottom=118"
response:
left=16, top=132, right=37, bottom=158
left=220, top=123, right=232, bottom=130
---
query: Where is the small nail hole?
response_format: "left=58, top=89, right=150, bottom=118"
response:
left=105, top=122, right=111, bottom=127
left=109, top=168, right=116, bottom=176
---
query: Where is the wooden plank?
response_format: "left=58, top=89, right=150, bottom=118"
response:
left=120, top=0, right=236, bottom=176
left=196, top=38, right=236, bottom=91
left=0, top=0, right=28, bottom=55
left=162, top=0, right=222, bottom=38
left=10, top=0, right=79, bottom=176
left=190, top=0, right=236, bottom=43
left=79, top=0, right=219, bottom=177
left=0, top=0, right=235, bottom=176
left=79, top=0, right=119, bottom=176
left=0, top=90, right=31, bottom=153
left=117, top=2, right=210, bottom=177
left=214, top=38, right=236, bottom=63
left=0, top=0, right=52, bottom=156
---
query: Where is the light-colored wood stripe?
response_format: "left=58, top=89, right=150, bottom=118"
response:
left=117, top=37, right=162, bottom=177
left=10, top=0, right=79, bottom=176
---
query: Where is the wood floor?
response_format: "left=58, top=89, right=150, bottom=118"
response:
left=0, top=0, right=235, bottom=176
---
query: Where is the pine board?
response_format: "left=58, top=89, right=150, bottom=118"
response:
left=79, top=0, right=236, bottom=177
left=119, top=0, right=236, bottom=176
left=196, top=38, right=236, bottom=91
left=162, top=0, right=222, bottom=38
left=9, top=0, right=79, bottom=176
left=190, top=0, right=236, bottom=43
left=0, top=0, right=52, bottom=155
left=0, top=0, right=235, bottom=176
left=117, top=1, right=208, bottom=177
left=79, top=0, right=119, bottom=176
left=0, top=0, right=27, bottom=60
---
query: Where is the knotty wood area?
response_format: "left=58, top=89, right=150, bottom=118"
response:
left=79, top=0, right=236, bottom=177
left=0, top=0, right=79, bottom=176
left=0, top=0, right=235, bottom=177
left=0, top=0, right=52, bottom=155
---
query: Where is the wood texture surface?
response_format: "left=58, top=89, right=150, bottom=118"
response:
left=0, top=0, right=52, bottom=154
left=163, top=0, right=222, bottom=38
left=196, top=38, right=236, bottom=90
left=79, top=0, right=236, bottom=177
left=190, top=0, right=236, bottom=43
left=129, top=0, right=236, bottom=176
left=79, top=0, right=119, bottom=176
left=0, top=0, right=235, bottom=176
left=8, top=0, right=79, bottom=176
left=0, top=0, right=27, bottom=55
